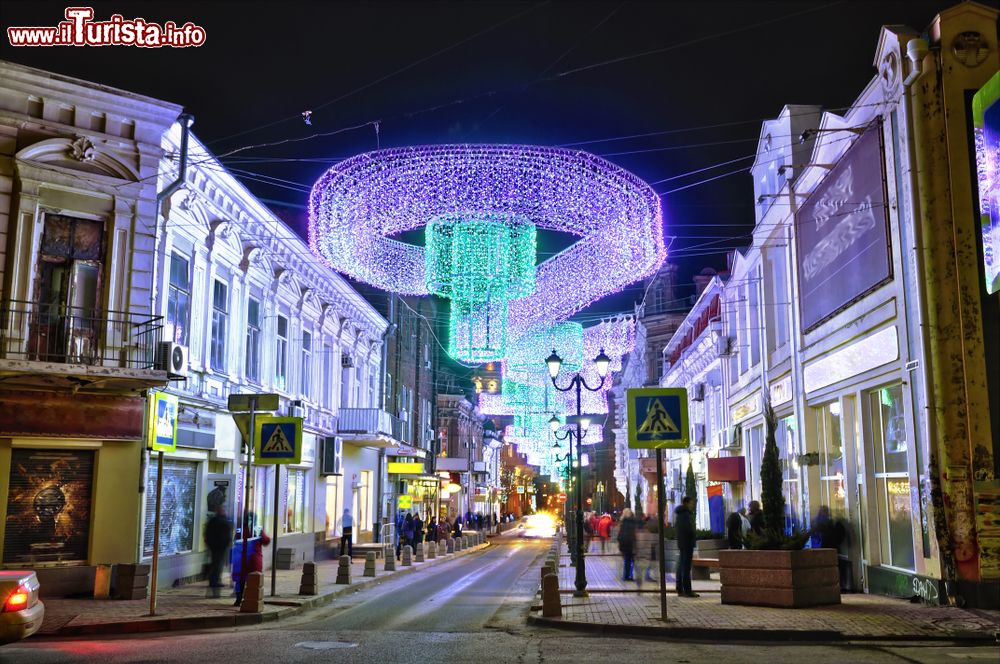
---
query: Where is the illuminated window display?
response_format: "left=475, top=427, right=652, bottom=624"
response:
left=868, top=384, right=914, bottom=570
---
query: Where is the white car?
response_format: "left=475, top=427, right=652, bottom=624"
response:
left=0, top=571, right=43, bottom=645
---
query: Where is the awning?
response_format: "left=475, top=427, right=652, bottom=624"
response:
left=708, top=456, right=746, bottom=482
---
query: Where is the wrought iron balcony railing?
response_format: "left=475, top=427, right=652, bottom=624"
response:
left=0, top=299, right=163, bottom=369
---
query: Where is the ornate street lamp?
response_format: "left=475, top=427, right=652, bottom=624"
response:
left=545, top=348, right=609, bottom=597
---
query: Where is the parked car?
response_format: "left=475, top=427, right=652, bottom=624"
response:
left=0, top=571, right=43, bottom=645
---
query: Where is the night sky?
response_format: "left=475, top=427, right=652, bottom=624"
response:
left=0, top=0, right=959, bottom=326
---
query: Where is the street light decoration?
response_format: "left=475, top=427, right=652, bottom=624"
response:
left=308, top=144, right=665, bottom=360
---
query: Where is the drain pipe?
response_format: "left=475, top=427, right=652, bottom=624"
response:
left=138, top=113, right=193, bottom=563
left=374, top=295, right=397, bottom=543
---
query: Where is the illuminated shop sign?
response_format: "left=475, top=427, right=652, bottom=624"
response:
left=973, top=71, right=1000, bottom=294
left=795, top=125, right=892, bottom=331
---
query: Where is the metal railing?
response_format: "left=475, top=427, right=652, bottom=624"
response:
left=337, top=407, right=404, bottom=440
left=0, top=299, right=163, bottom=369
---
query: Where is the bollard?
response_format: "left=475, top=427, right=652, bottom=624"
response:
left=427, top=541, right=437, bottom=559
left=336, top=554, right=352, bottom=584
left=363, top=552, right=377, bottom=577
left=439, top=539, right=449, bottom=555
left=464, top=535, right=471, bottom=549
left=541, top=573, right=561, bottom=617
left=401, top=545, right=413, bottom=567
left=240, top=571, right=264, bottom=613
left=446, top=538, right=455, bottom=553
left=540, top=563, right=553, bottom=582
left=299, top=561, right=319, bottom=595
left=384, top=546, right=396, bottom=571
left=415, top=542, right=425, bottom=563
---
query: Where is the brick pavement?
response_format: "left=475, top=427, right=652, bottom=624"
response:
left=534, top=540, right=1000, bottom=642
left=38, top=536, right=492, bottom=636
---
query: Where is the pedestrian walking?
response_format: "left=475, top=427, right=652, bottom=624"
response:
left=414, top=512, right=424, bottom=546
left=233, top=515, right=270, bottom=606
left=453, top=516, right=462, bottom=538
left=747, top=500, right=764, bottom=535
left=340, top=508, right=354, bottom=558
left=400, top=512, right=415, bottom=557
left=726, top=506, right=746, bottom=549
left=204, top=505, right=233, bottom=598
left=426, top=517, right=438, bottom=543
left=598, top=513, right=613, bottom=554
left=674, top=496, right=699, bottom=598
left=617, top=508, right=638, bottom=581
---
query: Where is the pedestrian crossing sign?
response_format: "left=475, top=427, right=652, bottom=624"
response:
left=254, top=416, right=303, bottom=465
left=626, top=387, right=689, bottom=449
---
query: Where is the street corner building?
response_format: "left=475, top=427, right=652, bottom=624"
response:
left=0, top=58, right=461, bottom=597
left=612, top=3, right=1000, bottom=609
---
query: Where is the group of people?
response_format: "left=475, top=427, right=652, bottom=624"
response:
left=725, top=500, right=764, bottom=550
left=203, top=507, right=270, bottom=606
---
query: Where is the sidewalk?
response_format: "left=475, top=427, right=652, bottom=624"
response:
left=530, top=547, right=1000, bottom=643
left=38, top=536, right=492, bottom=637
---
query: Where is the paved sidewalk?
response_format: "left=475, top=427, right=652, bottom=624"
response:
left=532, top=544, right=1000, bottom=643
left=38, top=537, right=492, bottom=637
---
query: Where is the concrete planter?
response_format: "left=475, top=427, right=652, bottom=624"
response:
left=719, top=548, right=841, bottom=608
left=695, top=539, right=727, bottom=557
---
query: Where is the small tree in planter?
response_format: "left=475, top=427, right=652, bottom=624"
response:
left=719, top=396, right=840, bottom=608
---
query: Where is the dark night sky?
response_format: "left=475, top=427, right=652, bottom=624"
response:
left=0, top=0, right=960, bottom=325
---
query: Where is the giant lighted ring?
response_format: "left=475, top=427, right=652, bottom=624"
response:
left=308, top=145, right=665, bottom=349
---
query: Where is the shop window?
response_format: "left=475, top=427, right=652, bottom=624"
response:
left=815, top=401, right=846, bottom=520
left=285, top=468, right=307, bottom=534
left=354, top=470, right=372, bottom=531
left=4, top=449, right=94, bottom=565
left=777, top=416, right=800, bottom=531
left=868, top=384, right=914, bottom=570
left=142, top=459, right=197, bottom=557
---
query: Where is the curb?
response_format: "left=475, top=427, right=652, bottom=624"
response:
left=49, top=542, right=492, bottom=637
left=525, top=611, right=998, bottom=644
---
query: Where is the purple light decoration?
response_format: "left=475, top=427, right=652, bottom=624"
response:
left=308, top=145, right=665, bottom=342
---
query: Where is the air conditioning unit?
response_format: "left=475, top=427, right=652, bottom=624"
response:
left=691, top=383, right=706, bottom=401
left=399, top=409, right=409, bottom=422
left=716, top=335, right=734, bottom=357
left=320, top=436, right=343, bottom=475
left=693, top=424, right=706, bottom=446
left=156, top=341, right=188, bottom=379
left=424, top=360, right=432, bottom=370
left=288, top=399, right=305, bottom=418
left=341, top=354, right=354, bottom=368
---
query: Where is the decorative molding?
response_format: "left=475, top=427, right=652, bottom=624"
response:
left=68, top=135, right=97, bottom=162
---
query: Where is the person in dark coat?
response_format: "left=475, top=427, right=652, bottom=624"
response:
left=413, top=513, right=424, bottom=547
left=617, top=508, right=639, bottom=581
left=453, top=516, right=462, bottom=538
left=426, top=517, right=438, bottom=543
left=204, top=506, right=233, bottom=598
left=400, top=513, right=415, bottom=558
left=747, top=500, right=765, bottom=535
left=674, top=496, right=699, bottom=598
left=726, top=507, right=747, bottom=549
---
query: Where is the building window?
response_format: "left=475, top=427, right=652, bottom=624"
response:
left=275, top=315, right=288, bottom=390
left=285, top=468, right=307, bottom=534
left=322, top=343, right=333, bottom=408
left=245, top=297, right=261, bottom=383
left=354, top=365, right=363, bottom=407
left=385, top=372, right=393, bottom=411
left=868, top=384, right=914, bottom=570
left=167, top=253, right=191, bottom=345
left=301, top=331, right=312, bottom=397
left=210, top=280, right=228, bottom=371
left=368, top=364, right=376, bottom=408
left=815, top=401, right=846, bottom=519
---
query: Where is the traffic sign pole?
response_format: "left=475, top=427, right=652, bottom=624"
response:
left=148, top=450, right=163, bottom=616
left=240, top=398, right=256, bottom=607
left=271, top=463, right=280, bottom=597
left=655, top=448, right=668, bottom=623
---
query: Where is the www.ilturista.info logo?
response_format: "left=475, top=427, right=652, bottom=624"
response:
left=7, top=7, right=206, bottom=48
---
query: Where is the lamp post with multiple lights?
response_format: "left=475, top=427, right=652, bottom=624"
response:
left=545, top=347, right=610, bottom=597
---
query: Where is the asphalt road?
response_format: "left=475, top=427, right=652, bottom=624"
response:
left=3, top=536, right=998, bottom=664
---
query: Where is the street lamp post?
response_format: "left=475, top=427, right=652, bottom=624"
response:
left=546, top=348, right=610, bottom=598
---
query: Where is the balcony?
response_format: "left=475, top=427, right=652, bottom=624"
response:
left=336, top=407, right=405, bottom=447
left=0, top=299, right=166, bottom=392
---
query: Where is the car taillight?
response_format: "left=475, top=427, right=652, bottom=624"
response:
left=3, top=585, right=30, bottom=612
